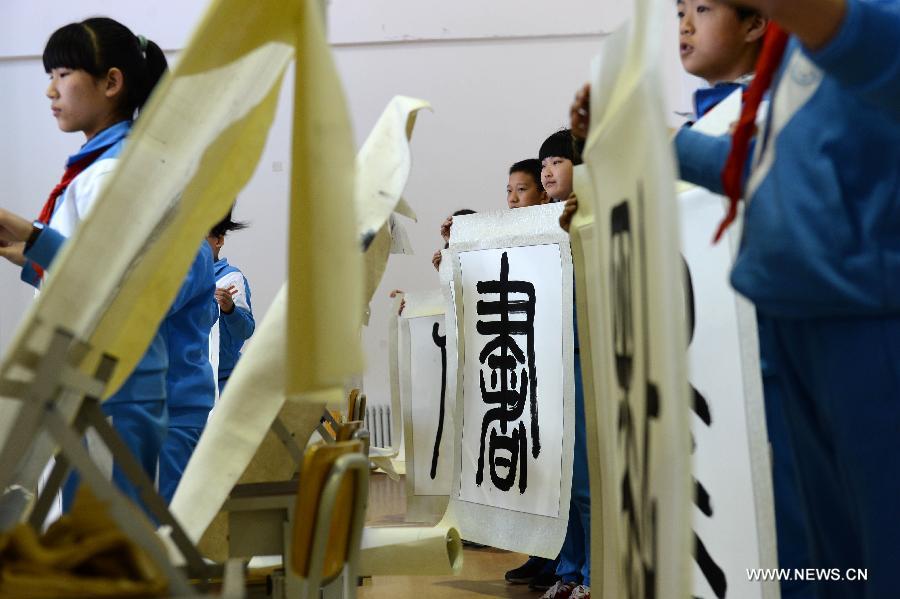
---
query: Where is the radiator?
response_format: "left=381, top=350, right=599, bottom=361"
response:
left=365, top=405, right=392, bottom=448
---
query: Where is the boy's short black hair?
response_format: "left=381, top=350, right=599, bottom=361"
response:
left=509, top=159, right=545, bottom=191
left=676, top=0, right=761, bottom=20
left=733, top=4, right=761, bottom=20
left=210, top=207, right=248, bottom=238
left=444, top=209, right=475, bottom=248
left=539, top=129, right=576, bottom=163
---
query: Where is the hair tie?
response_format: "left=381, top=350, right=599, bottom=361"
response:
left=137, top=34, right=148, bottom=57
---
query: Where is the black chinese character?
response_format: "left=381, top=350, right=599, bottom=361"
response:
left=611, top=190, right=662, bottom=599
left=474, top=251, right=539, bottom=494
left=685, top=256, right=727, bottom=598
left=430, top=322, right=447, bottom=480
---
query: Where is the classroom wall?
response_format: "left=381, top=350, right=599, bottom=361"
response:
left=0, top=1, right=702, bottom=408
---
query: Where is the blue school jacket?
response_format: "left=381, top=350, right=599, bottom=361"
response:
left=213, top=257, right=255, bottom=380
left=161, top=242, right=218, bottom=427
left=675, top=0, right=900, bottom=318
left=23, top=121, right=168, bottom=405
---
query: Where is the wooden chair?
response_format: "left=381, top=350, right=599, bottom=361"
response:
left=289, top=440, right=369, bottom=599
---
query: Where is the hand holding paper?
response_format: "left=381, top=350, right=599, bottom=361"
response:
left=0, top=242, right=26, bottom=267
left=570, top=83, right=591, bottom=142
left=0, top=209, right=32, bottom=244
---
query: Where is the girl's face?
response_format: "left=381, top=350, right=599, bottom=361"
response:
left=46, top=67, right=117, bottom=139
left=541, top=156, right=574, bottom=202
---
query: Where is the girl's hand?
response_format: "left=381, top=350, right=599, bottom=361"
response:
left=0, top=209, right=33, bottom=244
left=440, top=216, right=453, bottom=243
left=559, top=193, right=579, bottom=233
left=432, top=249, right=443, bottom=271
left=0, top=241, right=26, bottom=267
left=215, top=285, right=238, bottom=313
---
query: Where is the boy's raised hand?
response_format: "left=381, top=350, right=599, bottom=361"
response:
left=721, top=0, right=846, bottom=50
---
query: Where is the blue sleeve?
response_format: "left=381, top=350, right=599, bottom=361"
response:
left=169, top=243, right=215, bottom=315
left=20, top=227, right=68, bottom=288
left=806, top=0, right=900, bottom=120
left=222, top=305, right=255, bottom=342
left=674, top=128, right=731, bottom=195
left=221, top=275, right=254, bottom=342
left=20, top=261, right=41, bottom=288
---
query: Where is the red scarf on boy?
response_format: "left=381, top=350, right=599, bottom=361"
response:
left=715, top=24, right=790, bottom=242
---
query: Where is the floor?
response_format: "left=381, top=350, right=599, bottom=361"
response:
left=359, top=474, right=543, bottom=599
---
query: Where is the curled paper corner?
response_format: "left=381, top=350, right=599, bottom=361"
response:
left=369, top=446, right=401, bottom=480
left=394, top=96, right=433, bottom=140
left=394, top=197, right=417, bottom=222
left=358, top=523, right=463, bottom=576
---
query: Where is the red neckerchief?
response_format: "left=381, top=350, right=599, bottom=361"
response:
left=715, top=24, right=790, bottom=243
left=31, top=146, right=109, bottom=278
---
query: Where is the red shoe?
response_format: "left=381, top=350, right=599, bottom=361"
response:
left=569, top=584, right=590, bottom=599
left=540, top=581, right=577, bottom=599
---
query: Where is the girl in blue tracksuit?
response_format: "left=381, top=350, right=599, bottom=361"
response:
left=676, top=1, right=900, bottom=595
left=0, top=18, right=169, bottom=512
left=157, top=242, right=217, bottom=504
left=206, top=210, right=255, bottom=394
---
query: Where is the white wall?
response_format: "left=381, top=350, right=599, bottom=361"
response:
left=0, top=1, right=701, bottom=408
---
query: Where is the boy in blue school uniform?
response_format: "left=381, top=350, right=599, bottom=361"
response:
left=675, top=0, right=900, bottom=596
left=206, top=211, right=255, bottom=394
left=676, top=3, right=816, bottom=597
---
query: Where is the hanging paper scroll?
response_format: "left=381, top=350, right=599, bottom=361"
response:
left=680, top=91, right=779, bottom=599
left=396, top=290, right=456, bottom=521
left=442, top=204, right=574, bottom=557
left=568, top=0, right=692, bottom=595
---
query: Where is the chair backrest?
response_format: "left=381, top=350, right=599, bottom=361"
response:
left=336, top=420, right=362, bottom=442
left=346, top=388, right=361, bottom=421
left=290, top=440, right=369, bottom=592
left=355, top=394, right=367, bottom=422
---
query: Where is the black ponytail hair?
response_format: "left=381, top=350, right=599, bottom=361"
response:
left=209, top=207, right=249, bottom=239
left=43, top=17, right=168, bottom=118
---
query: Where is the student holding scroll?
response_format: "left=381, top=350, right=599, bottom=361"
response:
left=679, top=1, right=900, bottom=596
left=564, top=0, right=900, bottom=595
left=534, top=130, right=591, bottom=599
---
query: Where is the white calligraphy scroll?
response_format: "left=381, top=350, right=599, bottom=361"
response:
left=441, top=203, right=574, bottom=557
left=172, top=88, right=432, bottom=543
left=397, top=290, right=455, bottom=522
left=568, top=0, right=691, bottom=596
left=680, top=91, right=779, bottom=599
